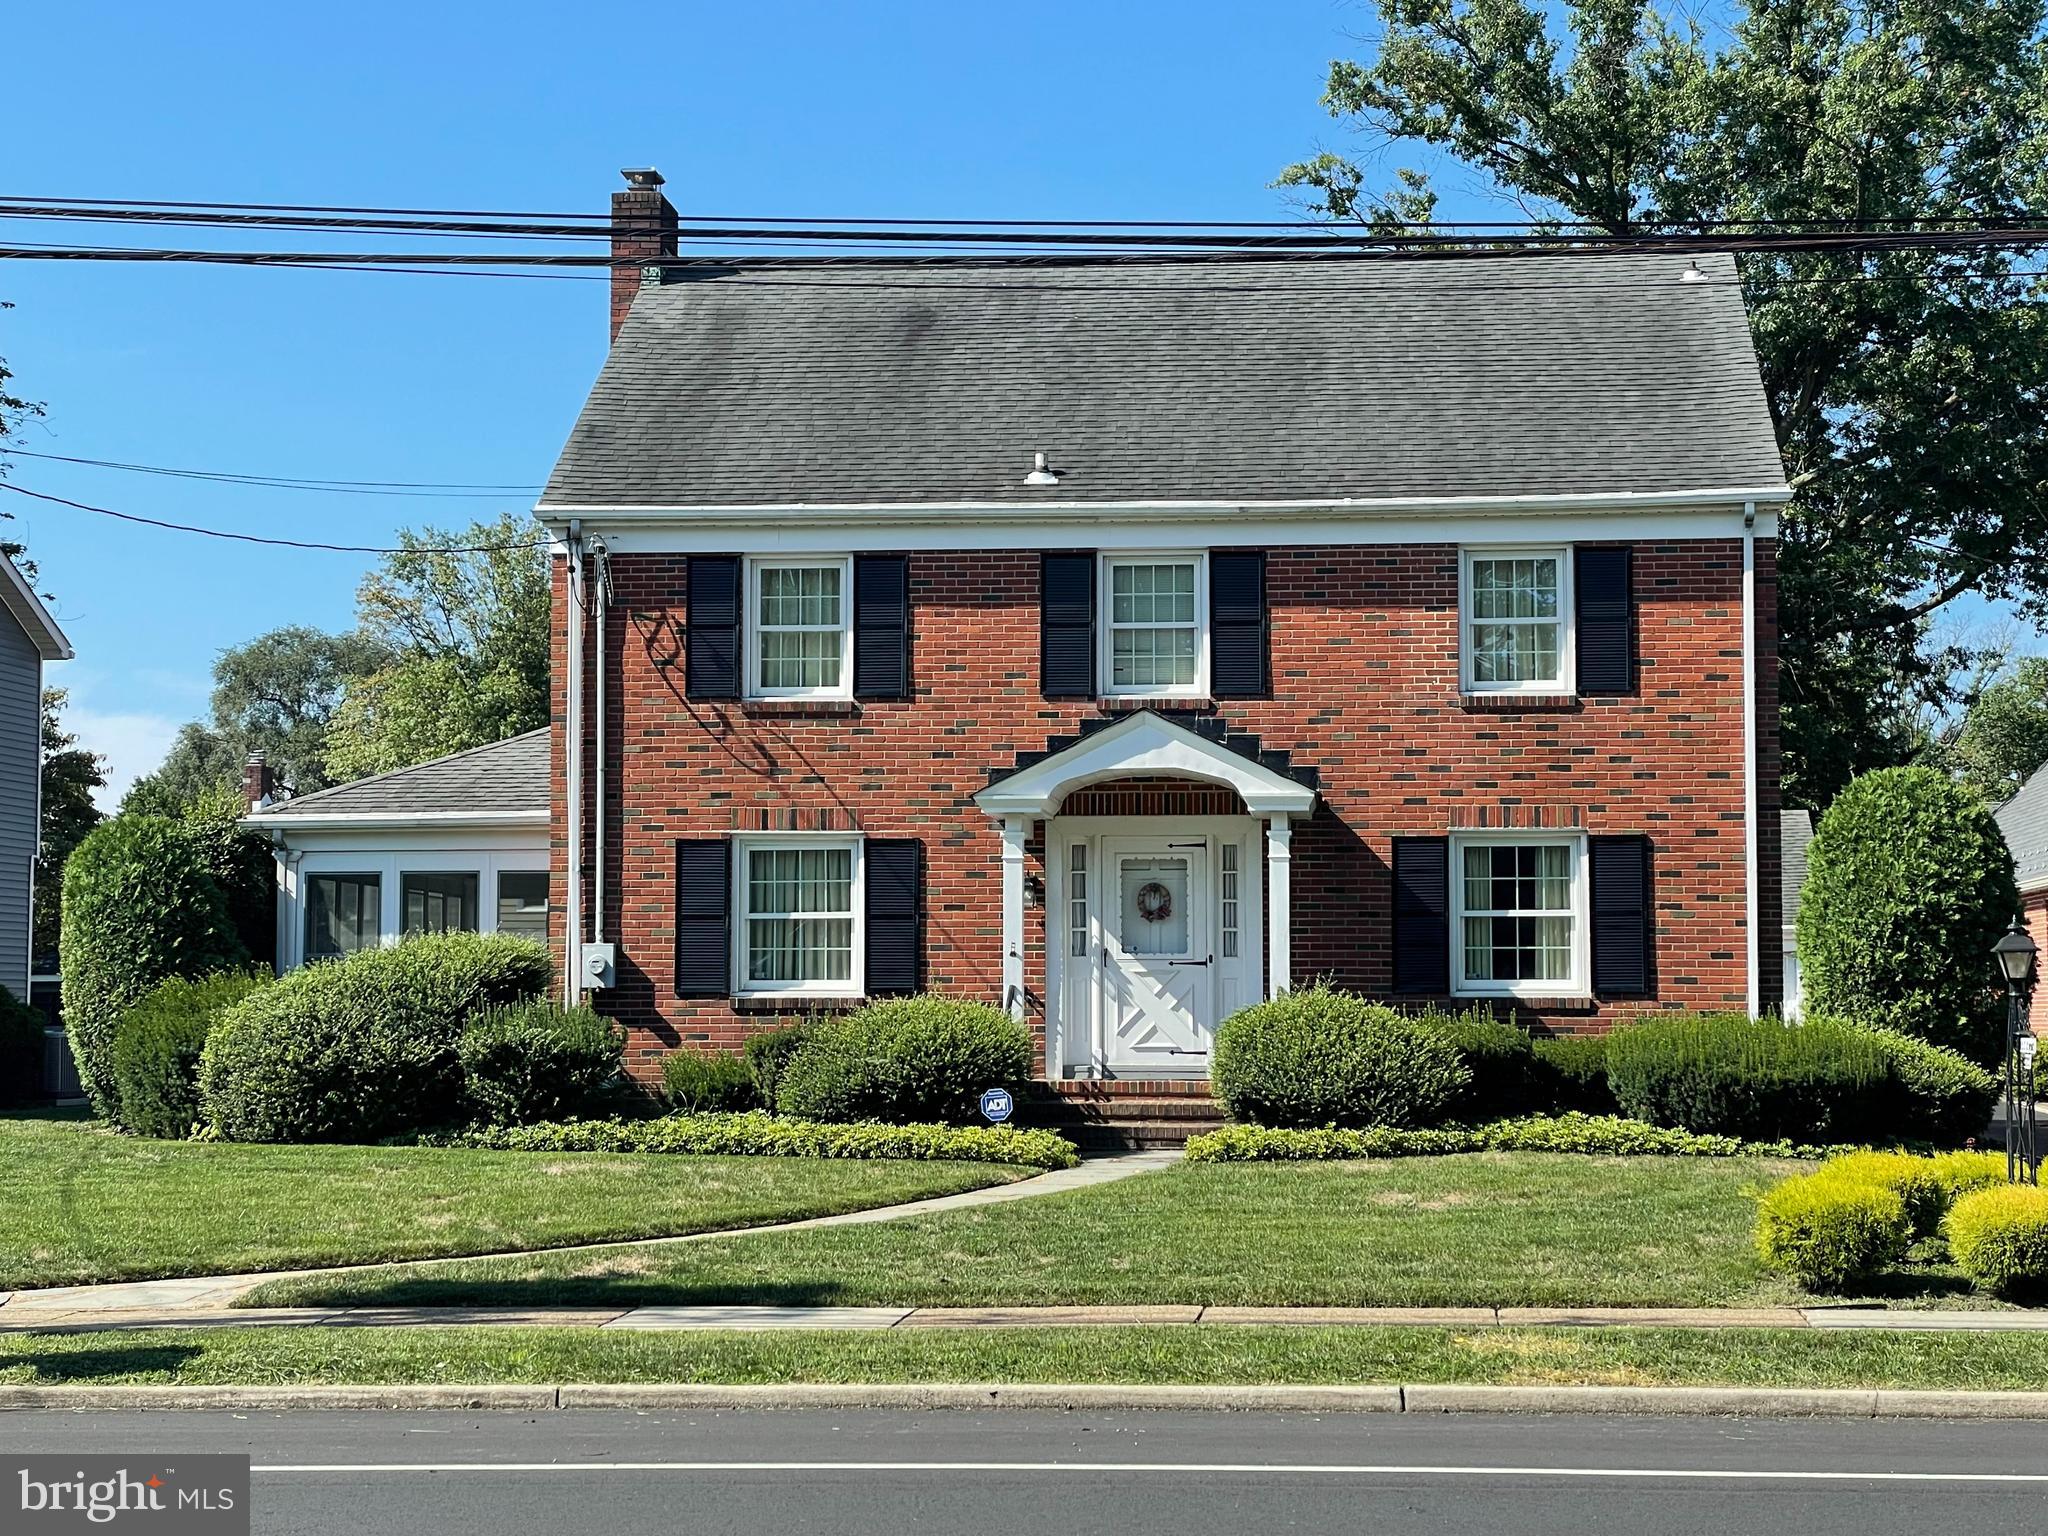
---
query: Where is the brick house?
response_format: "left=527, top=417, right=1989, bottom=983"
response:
left=541, top=169, right=1789, bottom=1094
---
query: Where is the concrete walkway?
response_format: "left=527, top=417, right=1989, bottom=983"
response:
left=0, top=1150, right=1179, bottom=1319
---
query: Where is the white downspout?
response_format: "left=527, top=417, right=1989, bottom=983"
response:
left=1742, top=502, right=1760, bottom=1017
left=592, top=537, right=610, bottom=950
left=563, top=520, right=586, bottom=1005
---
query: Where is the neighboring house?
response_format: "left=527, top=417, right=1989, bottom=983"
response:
left=1996, top=770, right=2048, bottom=1036
left=242, top=731, right=551, bottom=970
left=536, top=168, right=1789, bottom=1090
left=1, top=557, right=73, bottom=1002
left=1780, top=808, right=1815, bottom=1019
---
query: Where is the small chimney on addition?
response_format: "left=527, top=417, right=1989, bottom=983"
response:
left=610, top=167, right=678, bottom=343
left=243, top=750, right=275, bottom=813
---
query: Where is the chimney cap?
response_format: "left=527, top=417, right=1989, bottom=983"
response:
left=620, top=168, right=666, bottom=189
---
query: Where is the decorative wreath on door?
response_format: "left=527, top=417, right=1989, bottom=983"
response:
left=1135, top=881, right=1175, bottom=923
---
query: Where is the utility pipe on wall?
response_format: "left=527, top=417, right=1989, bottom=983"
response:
left=563, top=521, right=585, bottom=1006
left=1742, top=502, right=1760, bottom=1016
left=592, top=537, right=610, bottom=949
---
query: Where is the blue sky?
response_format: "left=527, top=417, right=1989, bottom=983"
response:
left=5, top=0, right=1438, bottom=803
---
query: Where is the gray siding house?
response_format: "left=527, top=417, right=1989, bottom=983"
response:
left=0, top=558, right=73, bottom=1000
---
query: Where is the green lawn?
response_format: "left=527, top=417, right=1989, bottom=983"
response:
left=0, top=1111, right=1024, bottom=1290
left=251, top=1151, right=1926, bottom=1311
left=6, top=1324, right=2048, bottom=1391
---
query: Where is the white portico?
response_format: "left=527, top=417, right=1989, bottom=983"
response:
left=974, top=711, right=1317, bottom=1078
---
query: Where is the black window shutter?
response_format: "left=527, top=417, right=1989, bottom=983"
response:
left=1392, top=837, right=1451, bottom=995
left=675, top=839, right=732, bottom=996
left=1575, top=546, right=1634, bottom=694
left=853, top=555, right=911, bottom=700
left=1210, top=550, right=1268, bottom=698
left=685, top=555, right=742, bottom=700
left=1590, top=834, right=1652, bottom=995
left=864, top=839, right=923, bottom=996
left=1041, top=552, right=1096, bottom=698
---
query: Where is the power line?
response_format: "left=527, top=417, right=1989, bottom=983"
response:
left=0, top=482, right=548, bottom=554
left=5, top=447, right=540, bottom=496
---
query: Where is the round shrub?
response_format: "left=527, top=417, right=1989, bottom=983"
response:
left=458, top=1001, right=623, bottom=1127
left=1212, top=984, right=1469, bottom=1130
left=1929, top=1149, right=2009, bottom=1205
left=744, top=1021, right=818, bottom=1112
left=661, top=1047, right=757, bottom=1113
left=201, top=932, right=552, bottom=1142
left=775, top=996, right=1033, bottom=1125
left=0, top=984, right=44, bottom=1108
left=111, top=971, right=270, bottom=1138
left=1755, top=1171, right=1910, bottom=1292
left=1605, top=1012, right=1892, bottom=1142
left=1945, top=1185, right=2048, bottom=1298
left=1531, top=1033, right=1618, bottom=1115
left=59, top=815, right=248, bottom=1117
left=1412, top=1005, right=1538, bottom=1121
left=1817, top=1149, right=1948, bottom=1237
left=1797, top=766, right=2016, bottom=1064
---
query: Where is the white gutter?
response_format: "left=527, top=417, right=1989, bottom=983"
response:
left=593, top=539, right=610, bottom=950
left=239, top=810, right=549, bottom=831
left=563, top=520, right=586, bottom=1005
left=1742, top=501, right=1761, bottom=1016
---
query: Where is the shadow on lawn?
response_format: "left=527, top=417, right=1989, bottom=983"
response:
left=0, top=1343, right=203, bottom=1382
left=268, top=1277, right=871, bottom=1310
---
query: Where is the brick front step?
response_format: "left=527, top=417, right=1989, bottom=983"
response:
left=1021, top=1080, right=1226, bottom=1151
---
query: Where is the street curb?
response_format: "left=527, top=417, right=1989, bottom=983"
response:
left=6, top=1382, right=2048, bottom=1417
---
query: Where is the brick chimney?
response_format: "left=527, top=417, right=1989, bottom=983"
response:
left=244, top=750, right=275, bottom=813
left=611, top=168, right=678, bottom=342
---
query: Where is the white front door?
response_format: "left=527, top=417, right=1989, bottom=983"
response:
left=1100, top=837, right=1214, bottom=1071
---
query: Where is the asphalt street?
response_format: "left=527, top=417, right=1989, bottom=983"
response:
left=2, top=1408, right=2044, bottom=1534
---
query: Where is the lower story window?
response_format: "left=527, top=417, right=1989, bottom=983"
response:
left=1455, top=839, right=1582, bottom=994
left=306, top=873, right=380, bottom=961
left=496, top=871, right=551, bottom=939
left=402, top=871, right=480, bottom=937
left=741, top=843, right=858, bottom=992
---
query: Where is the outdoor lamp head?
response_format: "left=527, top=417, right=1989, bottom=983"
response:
left=1994, top=922, right=2038, bottom=984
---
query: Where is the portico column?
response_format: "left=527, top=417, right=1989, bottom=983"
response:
left=1265, top=814, right=1293, bottom=999
left=1001, top=814, right=1030, bottom=1019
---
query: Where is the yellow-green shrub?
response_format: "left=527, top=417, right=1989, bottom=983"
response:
left=1816, top=1149, right=1948, bottom=1237
left=1929, top=1150, right=2008, bottom=1205
left=1945, top=1185, right=2048, bottom=1297
left=1755, top=1172, right=1909, bottom=1291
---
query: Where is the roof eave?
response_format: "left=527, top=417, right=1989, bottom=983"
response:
left=240, top=809, right=549, bottom=832
left=1, top=558, right=74, bottom=661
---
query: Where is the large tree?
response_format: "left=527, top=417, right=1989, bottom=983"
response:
left=1281, top=0, right=2048, bottom=803
left=32, top=689, right=105, bottom=965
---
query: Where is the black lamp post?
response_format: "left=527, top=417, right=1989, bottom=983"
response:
left=1993, top=921, right=2039, bottom=1185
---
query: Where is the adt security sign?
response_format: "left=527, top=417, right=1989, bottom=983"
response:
left=979, top=1087, right=1014, bottom=1124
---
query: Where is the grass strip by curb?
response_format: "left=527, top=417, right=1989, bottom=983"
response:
left=10, top=1324, right=2048, bottom=1392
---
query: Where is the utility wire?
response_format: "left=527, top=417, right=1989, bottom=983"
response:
left=5, top=447, right=541, bottom=496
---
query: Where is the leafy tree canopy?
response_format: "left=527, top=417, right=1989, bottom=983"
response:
left=1281, top=0, right=2048, bottom=804
left=32, top=689, right=105, bottom=964
left=1925, top=655, right=2048, bottom=805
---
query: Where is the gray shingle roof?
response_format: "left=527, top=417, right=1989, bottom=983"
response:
left=249, top=730, right=548, bottom=822
left=1781, top=808, right=1815, bottom=936
left=1997, top=770, right=2048, bottom=892
left=541, top=251, right=1788, bottom=509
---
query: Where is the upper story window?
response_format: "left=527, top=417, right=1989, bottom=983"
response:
left=1452, top=834, right=1587, bottom=997
left=1102, top=554, right=1208, bottom=697
left=748, top=557, right=852, bottom=700
left=736, top=838, right=863, bottom=997
left=1461, top=547, right=1573, bottom=695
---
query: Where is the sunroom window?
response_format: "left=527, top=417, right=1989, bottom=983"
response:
left=306, top=872, right=379, bottom=961
left=1463, top=549, right=1570, bottom=693
left=749, top=558, right=851, bottom=698
left=1454, top=838, right=1584, bottom=995
left=1104, top=555, right=1205, bottom=695
left=739, top=842, right=860, bottom=994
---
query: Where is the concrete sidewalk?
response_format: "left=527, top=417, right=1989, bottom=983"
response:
left=6, top=1300, right=2048, bottom=1335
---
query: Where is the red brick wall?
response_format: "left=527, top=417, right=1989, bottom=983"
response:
left=554, top=538, right=1779, bottom=1083
left=2018, top=888, right=2048, bottom=1038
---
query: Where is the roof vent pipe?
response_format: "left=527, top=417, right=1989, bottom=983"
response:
left=1679, top=260, right=1710, bottom=284
left=1024, top=450, right=1061, bottom=487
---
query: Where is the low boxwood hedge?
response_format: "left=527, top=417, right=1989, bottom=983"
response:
left=1605, top=1012, right=1896, bottom=1142
left=661, top=1047, right=757, bottom=1113
left=438, top=1110, right=1079, bottom=1170
left=458, top=1001, right=623, bottom=1127
left=1213, top=985, right=1468, bottom=1129
left=1184, top=1111, right=1842, bottom=1163
left=775, top=997, right=1032, bottom=1125
left=1411, top=1005, right=1539, bottom=1121
left=1755, top=1170, right=1911, bottom=1291
left=111, top=971, right=270, bottom=1138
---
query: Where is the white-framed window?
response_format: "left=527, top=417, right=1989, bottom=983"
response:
left=1069, top=844, right=1089, bottom=958
left=1451, top=833, right=1588, bottom=997
left=401, top=871, right=481, bottom=937
left=495, top=870, right=552, bottom=939
left=306, top=872, right=381, bottom=962
left=1460, top=547, right=1573, bottom=694
left=733, top=836, right=864, bottom=997
left=746, top=556, right=853, bottom=700
left=1101, top=553, right=1208, bottom=697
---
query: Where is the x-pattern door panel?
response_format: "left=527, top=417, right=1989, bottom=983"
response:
left=1102, top=840, right=1212, bottom=1067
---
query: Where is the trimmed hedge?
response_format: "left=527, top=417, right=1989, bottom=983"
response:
left=0, top=984, right=42, bottom=1108
left=201, top=933, right=553, bottom=1143
left=744, top=1022, right=817, bottom=1113
left=1605, top=1013, right=1894, bottom=1142
left=1184, top=1111, right=1844, bottom=1163
left=1213, top=985, right=1468, bottom=1130
left=1859, top=1025, right=1998, bottom=1144
left=457, top=1002, right=623, bottom=1127
left=439, top=1110, right=1079, bottom=1170
left=110, top=971, right=270, bottom=1138
left=1531, top=1034, right=1618, bottom=1115
left=661, top=1048, right=757, bottom=1113
left=1797, top=766, right=2016, bottom=1064
left=1412, top=1005, right=1538, bottom=1121
left=1755, top=1171, right=1910, bottom=1291
left=59, top=815, right=248, bottom=1116
left=776, top=997, right=1033, bottom=1125
left=1946, top=1185, right=2048, bottom=1298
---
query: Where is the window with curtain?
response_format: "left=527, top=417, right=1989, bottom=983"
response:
left=402, top=871, right=480, bottom=937
left=306, top=873, right=380, bottom=961
left=742, top=843, right=857, bottom=991
left=495, top=870, right=551, bottom=939
left=1455, top=840, right=1581, bottom=993
left=751, top=559, right=850, bottom=697
left=1463, top=549, right=1568, bottom=692
left=1105, top=557, right=1203, bottom=694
